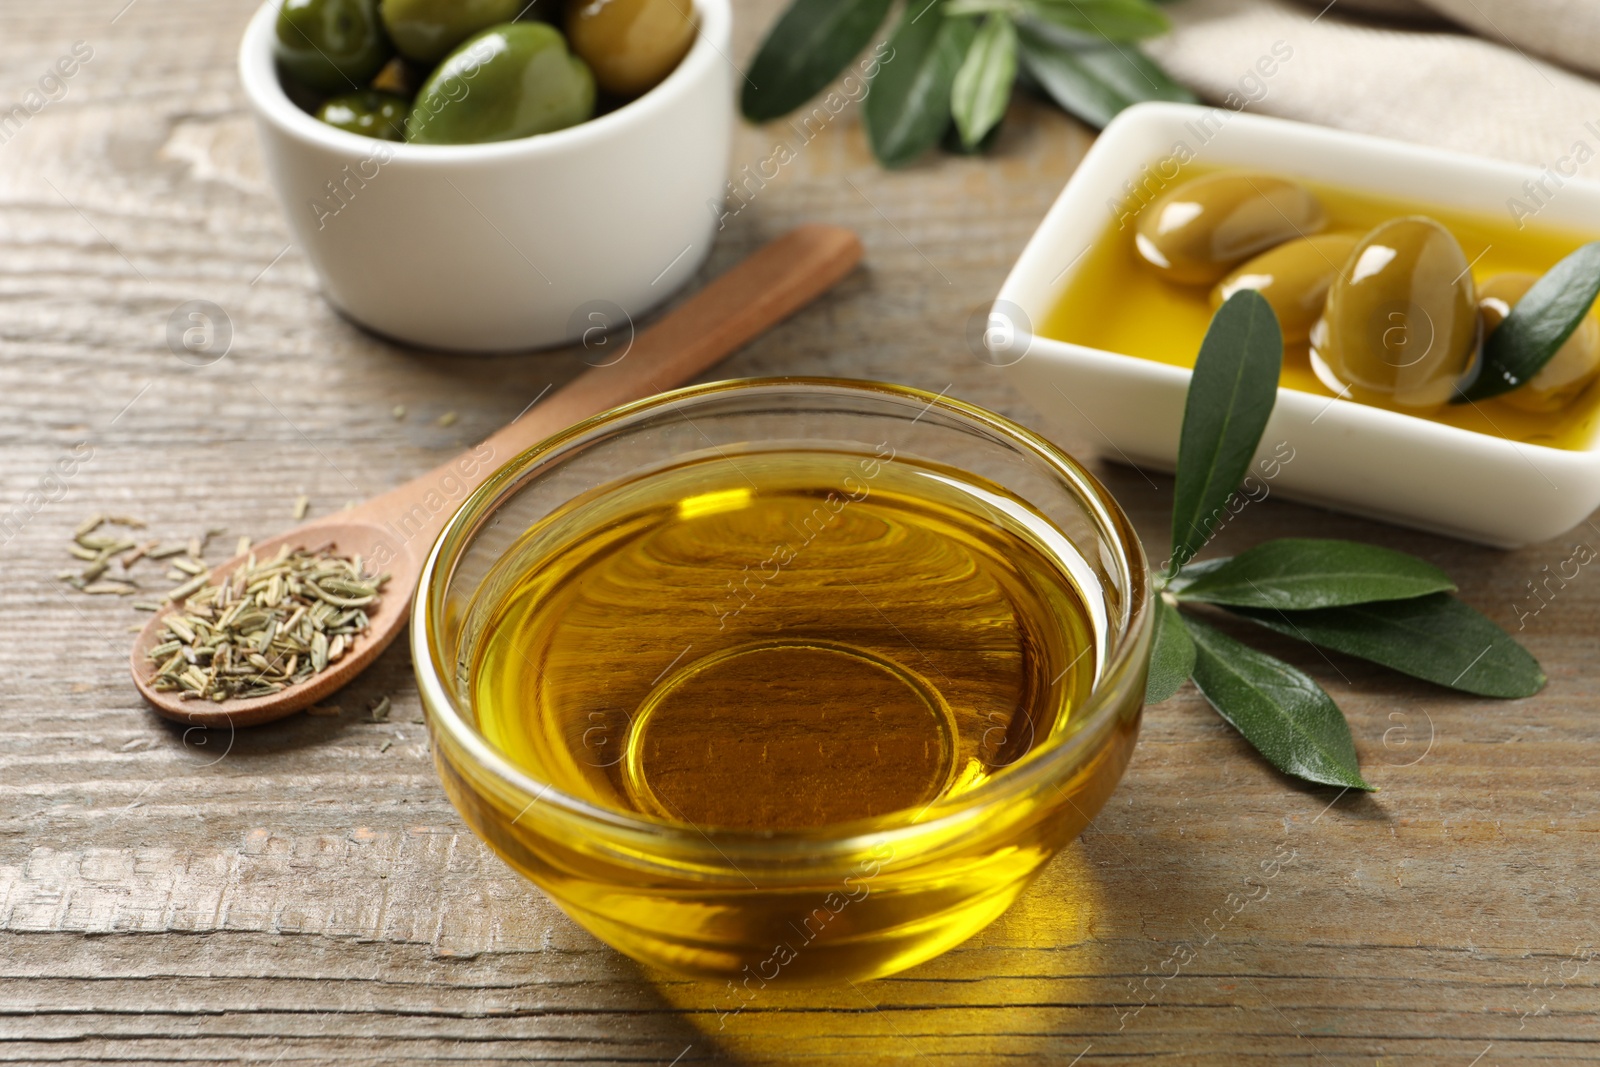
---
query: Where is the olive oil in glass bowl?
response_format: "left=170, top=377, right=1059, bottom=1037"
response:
left=413, top=380, right=1152, bottom=983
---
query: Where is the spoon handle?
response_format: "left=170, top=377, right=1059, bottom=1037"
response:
left=361, top=225, right=864, bottom=532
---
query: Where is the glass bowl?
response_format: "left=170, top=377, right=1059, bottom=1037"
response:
left=412, top=378, right=1152, bottom=984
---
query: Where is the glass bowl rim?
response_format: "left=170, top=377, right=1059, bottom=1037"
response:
left=411, top=376, right=1151, bottom=852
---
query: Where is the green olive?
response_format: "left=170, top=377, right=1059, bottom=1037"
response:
left=1135, top=172, right=1326, bottom=286
left=1212, top=232, right=1361, bottom=344
left=1479, top=272, right=1600, bottom=414
left=316, top=91, right=409, bottom=140
left=406, top=24, right=596, bottom=145
left=567, top=0, right=696, bottom=97
left=381, top=0, right=523, bottom=64
left=1311, top=217, right=1479, bottom=410
left=274, top=0, right=391, bottom=95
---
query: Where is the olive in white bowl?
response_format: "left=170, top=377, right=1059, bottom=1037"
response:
left=274, top=0, right=698, bottom=147
left=239, top=0, right=732, bottom=352
left=992, top=103, right=1600, bottom=549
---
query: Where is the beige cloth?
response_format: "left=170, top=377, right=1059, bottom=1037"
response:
left=1144, top=0, right=1600, bottom=179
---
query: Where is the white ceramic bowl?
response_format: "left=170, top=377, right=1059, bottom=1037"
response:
left=994, top=102, right=1600, bottom=548
left=238, top=0, right=732, bottom=352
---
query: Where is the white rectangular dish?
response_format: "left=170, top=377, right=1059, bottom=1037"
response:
left=994, top=102, right=1600, bottom=548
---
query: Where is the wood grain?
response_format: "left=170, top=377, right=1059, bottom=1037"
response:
left=0, top=0, right=1595, bottom=1063
left=125, top=223, right=863, bottom=727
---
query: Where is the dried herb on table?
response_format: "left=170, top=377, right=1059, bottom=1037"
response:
left=61, top=515, right=146, bottom=594
left=61, top=516, right=232, bottom=599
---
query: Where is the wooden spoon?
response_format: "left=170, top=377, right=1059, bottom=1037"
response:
left=132, top=225, right=864, bottom=727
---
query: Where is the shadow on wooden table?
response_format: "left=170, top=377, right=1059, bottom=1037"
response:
left=630, top=834, right=1218, bottom=1064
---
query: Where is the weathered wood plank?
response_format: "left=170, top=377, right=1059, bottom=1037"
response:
left=0, top=0, right=1595, bottom=1062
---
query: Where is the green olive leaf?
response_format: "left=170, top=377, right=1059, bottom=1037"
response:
left=1016, top=23, right=1194, bottom=128
left=945, top=0, right=1170, bottom=41
left=1184, top=615, right=1374, bottom=791
left=1018, top=0, right=1169, bottom=41
left=941, top=112, right=1003, bottom=154
left=741, top=0, right=895, bottom=123
left=865, top=3, right=979, bottom=168
left=951, top=14, right=1018, bottom=149
left=1168, top=290, right=1283, bottom=576
left=1173, top=538, right=1457, bottom=610
left=946, top=0, right=1009, bottom=14
left=1455, top=242, right=1600, bottom=403
left=1162, top=555, right=1228, bottom=595
left=1145, top=596, right=1195, bottom=703
left=1226, top=594, right=1546, bottom=699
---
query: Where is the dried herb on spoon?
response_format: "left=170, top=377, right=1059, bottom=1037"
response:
left=1149, top=291, right=1545, bottom=792
left=145, top=544, right=388, bottom=702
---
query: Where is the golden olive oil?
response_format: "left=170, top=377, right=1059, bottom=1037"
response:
left=467, top=448, right=1100, bottom=831
left=1043, top=167, right=1600, bottom=449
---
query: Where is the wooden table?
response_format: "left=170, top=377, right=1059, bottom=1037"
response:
left=3, top=1, right=1595, bottom=1062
